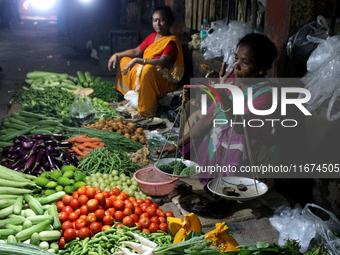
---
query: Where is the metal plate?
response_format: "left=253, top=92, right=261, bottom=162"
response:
left=154, top=158, right=200, bottom=178
left=207, top=176, right=268, bottom=201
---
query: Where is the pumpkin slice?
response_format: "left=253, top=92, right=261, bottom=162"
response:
left=167, top=213, right=202, bottom=243
left=204, top=222, right=239, bottom=252
left=167, top=217, right=183, bottom=237
left=173, top=228, right=186, bottom=244
left=182, top=213, right=202, bottom=235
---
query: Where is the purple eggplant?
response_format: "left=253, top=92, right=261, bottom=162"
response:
left=41, top=160, right=50, bottom=168
left=26, top=170, right=32, bottom=175
left=21, top=140, right=35, bottom=149
left=52, top=134, right=65, bottom=140
left=12, top=146, right=22, bottom=153
left=18, top=136, right=29, bottom=141
left=13, top=162, right=25, bottom=172
left=31, top=150, right=44, bottom=171
left=9, top=154, right=19, bottom=159
left=27, top=139, right=44, bottom=159
left=33, top=169, right=43, bottom=176
left=59, top=142, right=73, bottom=148
left=24, top=154, right=36, bottom=172
left=1, top=146, right=12, bottom=155
left=46, top=145, right=59, bottom=154
left=44, top=151, right=54, bottom=170
left=45, top=140, right=58, bottom=147
left=13, top=139, right=21, bottom=146
left=34, top=134, right=53, bottom=140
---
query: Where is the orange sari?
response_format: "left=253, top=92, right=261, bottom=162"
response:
left=115, top=35, right=184, bottom=116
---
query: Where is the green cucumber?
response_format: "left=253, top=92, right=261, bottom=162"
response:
left=35, top=120, right=59, bottom=126
left=0, top=128, right=32, bottom=142
left=30, top=130, right=52, bottom=135
left=18, top=111, right=44, bottom=120
left=8, top=118, right=30, bottom=127
left=0, top=142, right=12, bottom=148
left=77, top=71, right=86, bottom=84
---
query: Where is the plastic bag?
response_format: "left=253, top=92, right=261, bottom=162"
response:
left=287, top=16, right=330, bottom=66
left=200, top=20, right=252, bottom=73
left=69, top=92, right=95, bottom=125
left=299, top=35, right=340, bottom=119
left=269, top=203, right=340, bottom=253
left=124, top=90, right=139, bottom=109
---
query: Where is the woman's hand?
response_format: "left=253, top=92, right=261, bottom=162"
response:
left=154, top=144, right=177, bottom=158
left=219, top=62, right=234, bottom=83
left=122, top=58, right=137, bottom=75
left=108, top=53, right=120, bottom=71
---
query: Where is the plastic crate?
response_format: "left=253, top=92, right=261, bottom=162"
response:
left=109, top=30, right=139, bottom=55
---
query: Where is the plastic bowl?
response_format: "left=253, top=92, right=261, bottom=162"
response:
left=133, top=167, right=179, bottom=196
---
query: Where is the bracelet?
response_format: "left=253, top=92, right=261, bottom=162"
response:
left=173, top=142, right=179, bottom=150
left=143, top=59, right=147, bottom=65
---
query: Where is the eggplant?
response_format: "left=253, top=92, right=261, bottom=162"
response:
left=46, top=145, right=59, bottom=154
left=21, top=140, right=35, bottom=149
left=27, top=139, right=44, bottom=159
left=13, top=139, right=21, bottom=146
left=32, top=150, right=44, bottom=171
left=26, top=170, right=32, bottom=175
left=41, top=160, right=50, bottom=168
left=45, top=140, right=58, bottom=147
left=44, top=151, right=54, bottom=170
left=34, top=134, right=53, bottom=140
left=1, top=146, right=12, bottom=156
left=24, top=154, right=36, bottom=172
left=52, top=134, right=65, bottom=140
left=59, top=142, right=73, bottom=148
left=51, top=155, right=63, bottom=162
left=13, top=146, right=22, bottom=153
left=18, top=136, right=29, bottom=141
left=9, top=154, right=19, bottom=159
left=33, top=169, right=43, bottom=176
left=13, top=163, right=25, bottom=172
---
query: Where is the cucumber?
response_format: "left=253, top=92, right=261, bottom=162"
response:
left=0, top=229, right=17, bottom=239
left=18, top=111, right=44, bottom=120
left=13, top=196, right=23, bottom=215
left=38, top=231, right=61, bottom=241
left=34, top=126, right=55, bottom=132
left=84, top=71, right=92, bottom=83
left=22, top=220, right=32, bottom=230
left=77, top=71, right=86, bottom=84
left=8, top=118, right=30, bottom=127
left=7, top=235, right=17, bottom=243
left=3, top=122, right=29, bottom=131
left=30, top=232, right=40, bottom=246
left=5, top=225, right=22, bottom=233
left=0, top=142, right=12, bottom=148
left=35, top=120, right=59, bottom=126
left=0, top=217, right=24, bottom=228
left=28, top=202, right=43, bottom=215
left=0, top=128, right=32, bottom=142
left=0, top=200, right=16, bottom=210
left=24, top=209, right=36, bottom=218
left=30, top=130, right=53, bottom=135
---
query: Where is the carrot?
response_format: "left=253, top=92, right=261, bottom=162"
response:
left=76, top=144, right=86, bottom=150
left=98, top=142, right=105, bottom=147
left=75, top=138, right=102, bottom=143
left=66, top=135, right=87, bottom=142
left=83, top=142, right=100, bottom=149
left=72, top=146, right=86, bottom=157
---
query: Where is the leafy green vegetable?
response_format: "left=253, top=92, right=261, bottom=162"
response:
left=92, top=80, right=124, bottom=102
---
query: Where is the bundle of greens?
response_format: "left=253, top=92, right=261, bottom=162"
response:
left=92, top=80, right=124, bottom=102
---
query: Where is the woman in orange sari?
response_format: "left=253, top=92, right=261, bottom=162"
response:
left=107, top=6, right=185, bottom=118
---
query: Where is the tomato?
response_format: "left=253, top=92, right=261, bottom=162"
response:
left=146, top=207, right=156, bottom=217
left=103, top=215, right=114, bottom=225
left=58, top=237, right=66, bottom=250
left=94, top=187, right=102, bottom=194
left=109, top=195, right=117, bottom=202
left=133, top=201, right=140, bottom=208
left=149, top=223, right=159, bottom=233
left=69, top=199, right=80, bottom=210
left=75, top=218, right=87, bottom=230
left=77, top=186, right=87, bottom=196
left=113, top=199, right=125, bottom=210
left=125, top=201, right=134, bottom=211
left=79, top=205, right=89, bottom=215
left=95, top=209, right=105, bottom=220
left=136, top=198, right=144, bottom=204
left=122, top=216, right=134, bottom=227
left=150, top=203, right=159, bottom=209
left=78, top=195, right=89, bottom=206
left=159, top=223, right=168, bottom=233
left=68, top=212, right=79, bottom=222
left=104, top=198, right=113, bottom=209
left=74, top=209, right=80, bottom=216
left=79, top=215, right=87, bottom=221
left=139, top=217, right=150, bottom=228
left=144, top=198, right=152, bottom=204
left=159, top=216, right=166, bottom=223
left=78, top=227, right=91, bottom=239
left=108, top=190, right=114, bottom=197
left=95, top=193, right=105, bottom=205
left=103, top=191, right=109, bottom=199
left=114, top=210, right=124, bottom=222
left=120, top=191, right=129, bottom=200
left=64, top=228, right=77, bottom=241
left=90, top=222, right=102, bottom=234
left=102, top=225, right=111, bottom=232
left=142, top=228, right=150, bottom=234
left=123, top=208, right=132, bottom=216
left=62, top=220, right=73, bottom=231
left=111, top=187, right=120, bottom=195
left=150, top=216, right=161, bottom=225
left=128, top=197, right=136, bottom=202
left=105, top=207, right=116, bottom=217
left=86, top=187, right=96, bottom=199
left=157, top=210, right=166, bottom=218
left=58, top=212, right=68, bottom=223
left=134, top=207, right=143, bottom=217
left=135, top=222, right=142, bottom=230
left=165, top=211, right=174, bottom=218
left=72, top=222, right=76, bottom=229
left=140, top=213, right=150, bottom=219
left=87, top=199, right=99, bottom=211
left=72, top=191, right=79, bottom=199
left=140, top=203, right=148, bottom=212
left=62, top=195, right=73, bottom=206
left=116, top=195, right=125, bottom=201
left=117, top=223, right=123, bottom=229
left=62, top=206, right=74, bottom=214
left=56, top=201, right=65, bottom=212
left=130, top=214, right=139, bottom=223
left=75, top=229, right=79, bottom=237
left=86, top=214, right=97, bottom=225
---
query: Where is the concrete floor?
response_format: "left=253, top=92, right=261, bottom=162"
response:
left=0, top=17, right=288, bottom=245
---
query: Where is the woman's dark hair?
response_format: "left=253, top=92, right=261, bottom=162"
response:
left=237, top=33, right=278, bottom=73
left=153, top=6, right=175, bottom=27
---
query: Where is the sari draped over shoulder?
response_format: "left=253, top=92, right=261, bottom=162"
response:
left=115, top=35, right=185, bottom=116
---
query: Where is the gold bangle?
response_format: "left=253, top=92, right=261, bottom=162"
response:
left=143, top=59, right=147, bottom=65
left=173, top=142, right=179, bottom=149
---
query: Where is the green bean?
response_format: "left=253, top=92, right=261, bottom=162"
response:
left=100, top=236, right=108, bottom=242
left=98, top=244, right=103, bottom=255
left=80, top=248, right=89, bottom=255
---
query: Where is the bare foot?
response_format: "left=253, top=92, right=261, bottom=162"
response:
left=133, top=113, right=147, bottom=119
left=117, top=100, right=128, bottom=106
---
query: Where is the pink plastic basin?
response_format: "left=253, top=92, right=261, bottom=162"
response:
left=133, top=167, right=179, bottom=196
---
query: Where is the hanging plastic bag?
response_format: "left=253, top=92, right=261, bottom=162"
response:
left=269, top=203, right=340, bottom=253
left=124, top=90, right=139, bottom=109
left=69, top=92, right=95, bottom=125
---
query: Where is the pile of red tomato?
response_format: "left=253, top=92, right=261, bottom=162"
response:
left=56, top=185, right=174, bottom=247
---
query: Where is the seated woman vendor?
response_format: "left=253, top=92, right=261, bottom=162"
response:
left=107, top=6, right=185, bottom=119
left=155, top=33, right=278, bottom=183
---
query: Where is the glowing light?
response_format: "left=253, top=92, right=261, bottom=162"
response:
left=30, top=0, right=56, bottom=10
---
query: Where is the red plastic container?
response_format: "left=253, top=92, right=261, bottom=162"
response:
left=133, top=167, right=179, bottom=196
